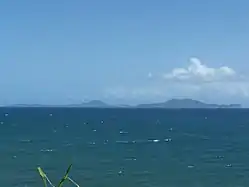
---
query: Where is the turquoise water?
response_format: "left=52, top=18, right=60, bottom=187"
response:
left=1, top=108, right=249, bottom=187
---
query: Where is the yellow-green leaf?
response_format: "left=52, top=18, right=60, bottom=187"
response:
left=37, top=167, right=47, bottom=187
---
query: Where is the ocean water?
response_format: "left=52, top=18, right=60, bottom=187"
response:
left=1, top=108, right=249, bottom=187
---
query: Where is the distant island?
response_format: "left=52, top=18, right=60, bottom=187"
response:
left=9, top=100, right=110, bottom=108
left=7, top=99, right=242, bottom=108
left=136, top=99, right=241, bottom=109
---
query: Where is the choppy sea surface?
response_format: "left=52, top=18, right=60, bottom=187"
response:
left=1, top=108, right=249, bottom=187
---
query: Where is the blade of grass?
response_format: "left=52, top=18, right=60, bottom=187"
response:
left=68, top=177, right=80, bottom=187
left=37, top=167, right=48, bottom=187
left=58, top=164, right=72, bottom=187
left=37, top=167, right=56, bottom=187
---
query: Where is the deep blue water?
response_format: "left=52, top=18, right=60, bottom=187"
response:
left=1, top=108, right=249, bottom=187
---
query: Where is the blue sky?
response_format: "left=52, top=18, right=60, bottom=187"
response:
left=1, top=0, right=249, bottom=105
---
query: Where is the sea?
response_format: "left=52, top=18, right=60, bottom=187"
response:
left=1, top=108, right=249, bottom=187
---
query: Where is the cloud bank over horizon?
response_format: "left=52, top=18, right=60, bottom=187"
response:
left=104, top=58, right=249, bottom=105
left=163, top=58, right=238, bottom=83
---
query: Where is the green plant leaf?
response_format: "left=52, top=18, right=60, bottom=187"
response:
left=37, top=167, right=47, bottom=187
left=58, top=164, right=72, bottom=187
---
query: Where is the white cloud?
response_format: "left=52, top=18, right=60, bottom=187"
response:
left=104, top=57, right=249, bottom=104
left=163, top=57, right=237, bottom=82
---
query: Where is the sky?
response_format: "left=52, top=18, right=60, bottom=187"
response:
left=1, top=0, right=249, bottom=106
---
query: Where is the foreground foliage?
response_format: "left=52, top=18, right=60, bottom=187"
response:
left=37, top=164, right=80, bottom=187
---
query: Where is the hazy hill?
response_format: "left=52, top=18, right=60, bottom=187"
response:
left=136, top=99, right=241, bottom=108
left=7, top=99, right=241, bottom=108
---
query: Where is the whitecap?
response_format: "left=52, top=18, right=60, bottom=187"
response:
left=116, top=140, right=129, bottom=144
left=188, top=165, right=194, bottom=168
left=40, top=149, right=54, bottom=152
left=147, top=139, right=160, bottom=143
left=119, top=131, right=128, bottom=134
left=125, top=157, right=137, bottom=161
left=118, top=170, right=123, bottom=175
left=216, top=155, right=224, bottom=159
left=164, top=138, right=172, bottom=142
left=88, top=141, right=96, bottom=145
